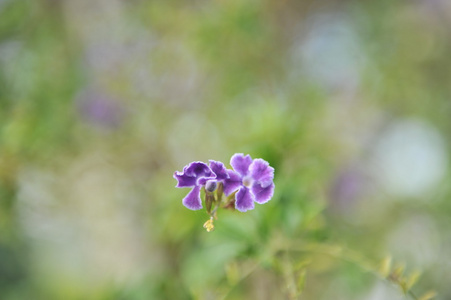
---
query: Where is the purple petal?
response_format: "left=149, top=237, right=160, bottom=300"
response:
left=197, top=175, right=216, bottom=186
left=249, top=159, right=274, bottom=188
left=209, top=160, right=229, bottom=181
left=230, top=153, right=253, bottom=176
left=182, top=185, right=202, bottom=210
left=174, top=161, right=215, bottom=187
left=223, top=170, right=242, bottom=196
left=184, top=162, right=212, bottom=178
left=235, top=187, right=255, bottom=212
left=251, top=182, right=275, bottom=204
left=173, top=171, right=197, bottom=187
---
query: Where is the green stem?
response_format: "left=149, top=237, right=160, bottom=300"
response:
left=280, top=242, right=421, bottom=300
left=219, top=242, right=422, bottom=300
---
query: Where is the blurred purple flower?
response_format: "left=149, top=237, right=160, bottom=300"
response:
left=223, top=154, right=275, bottom=212
left=174, top=161, right=226, bottom=210
left=329, top=166, right=367, bottom=216
left=77, top=89, right=125, bottom=129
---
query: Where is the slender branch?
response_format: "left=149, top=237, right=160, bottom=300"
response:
left=279, top=242, right=421, bottom=300
left=218, top=261, right=261, bottom=300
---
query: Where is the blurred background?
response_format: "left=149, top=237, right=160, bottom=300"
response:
left=1, top=0, right=451, bottom=299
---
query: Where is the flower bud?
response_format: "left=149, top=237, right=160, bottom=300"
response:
left=205, top=192, right=213, bottom=214
left=205, top=180, right=218, bottom=192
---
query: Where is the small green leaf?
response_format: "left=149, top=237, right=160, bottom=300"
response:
left=379, top=255, right=392, bottom=278
left=406, top=270, right=421, bottom=291
left=389, top=263, right=405, bottom=282
left=418, top=290, right=437, bottom=300
left=296, top=269, right=307, bottom=295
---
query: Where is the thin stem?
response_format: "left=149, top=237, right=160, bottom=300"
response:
left=217, top=242, right=422, bottom=300
left=280, top=242, right=421, bottom=300
left=218, top=262, right=261, bottom=300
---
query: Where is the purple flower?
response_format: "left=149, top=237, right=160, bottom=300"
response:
left=76, top=88, right=125, bottom=129
left=208, top=160, right=229, bottom=182
left=223, top=154, right=275, bottom=212
left=174, top=160, right=229, bottom=210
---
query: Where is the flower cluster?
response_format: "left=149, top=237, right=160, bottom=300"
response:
left=174, top=154, right=275, bottom=231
